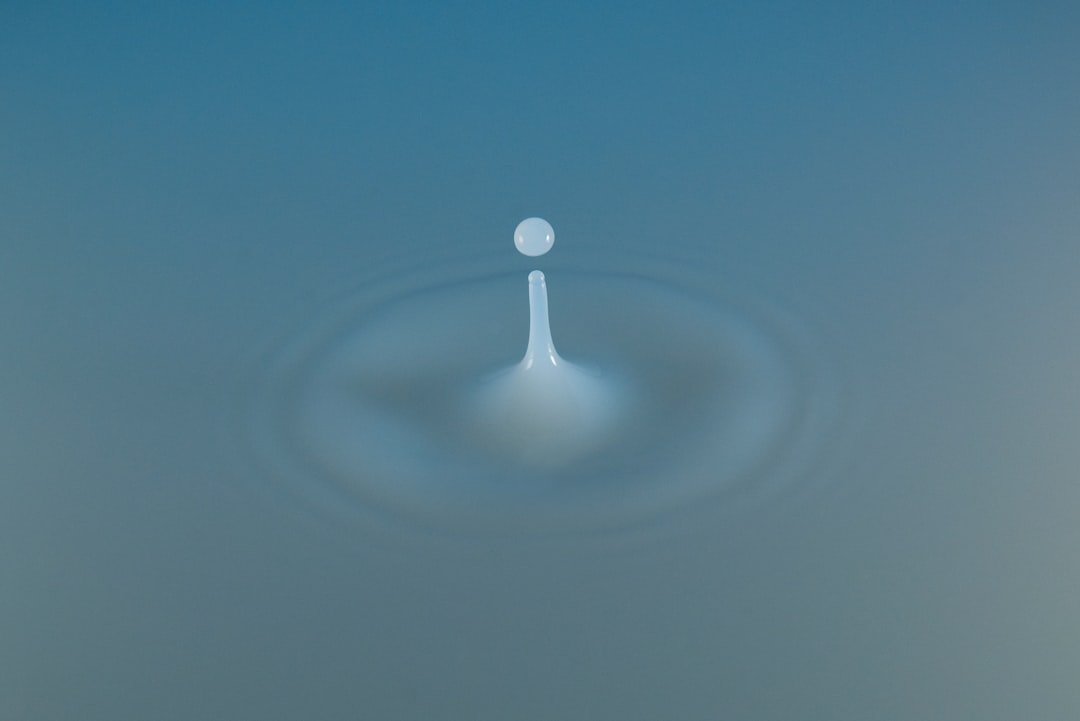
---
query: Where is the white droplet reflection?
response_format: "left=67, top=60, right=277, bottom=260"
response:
left=514, top=217, right=555, bottom=257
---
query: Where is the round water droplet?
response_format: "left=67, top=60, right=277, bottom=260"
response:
left=514, top=217, right=555, bottom=257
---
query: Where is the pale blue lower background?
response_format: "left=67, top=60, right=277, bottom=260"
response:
left=3, top=3, right=1080, bottom=719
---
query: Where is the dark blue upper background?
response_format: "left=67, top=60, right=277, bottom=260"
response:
left=2, top=2, right=1078, bottom=364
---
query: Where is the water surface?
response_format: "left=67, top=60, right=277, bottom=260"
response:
left=4, top=3, right=1080, bottom=719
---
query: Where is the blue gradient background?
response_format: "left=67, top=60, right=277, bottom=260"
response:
left=3, top=3, right=1080, bottom=719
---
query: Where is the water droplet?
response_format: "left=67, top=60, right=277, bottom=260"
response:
left=514, top=217, right=555, bottom=257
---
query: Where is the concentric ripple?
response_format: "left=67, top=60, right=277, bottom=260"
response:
left=243, top=252, right=838, bottom=535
